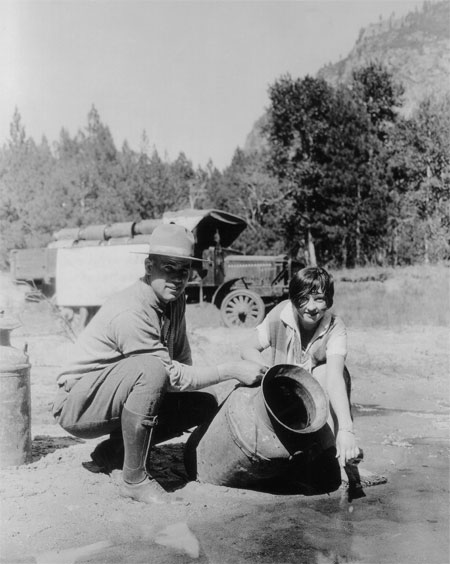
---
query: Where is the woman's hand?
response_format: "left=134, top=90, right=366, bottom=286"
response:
left=336, top=429, right=359, bottom=467
left=219, top=361, right=267, bottom=387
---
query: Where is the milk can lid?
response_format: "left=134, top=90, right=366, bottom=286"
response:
left=0, top=311, right=29, bottom=369
left=0, top=310, right=21, bottom=331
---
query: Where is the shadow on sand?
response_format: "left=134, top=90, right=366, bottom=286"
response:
left=31, top=435, right=85, bottom=462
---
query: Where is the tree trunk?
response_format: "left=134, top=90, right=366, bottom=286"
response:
left=424, top=228, right=430, bottom=265
left=307, top=228, right=317, bottom=266
left=424, top=165, right=431, bottom=264
left=341, top=233, right=347, bottom=268
left=392, top=225, right=398, bottom=267
left=355, top=184, right=361, bottom=265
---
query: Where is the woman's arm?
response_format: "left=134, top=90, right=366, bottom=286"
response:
left=326, top=354, right=359, bottom=467
left=240, top=332, right=270, bottom=368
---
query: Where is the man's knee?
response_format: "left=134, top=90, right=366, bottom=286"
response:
left=54, top=355, right=170, bottom=434
left=126, top=354, right=169, bottom=392
left=122, top=354, right=170, bottom=415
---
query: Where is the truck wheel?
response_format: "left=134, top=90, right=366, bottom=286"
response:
left=59, top=307, right=91, bottom=337
left=220, top=290, right=265, bottom=328
left=70, top=307, right=89, bottom=335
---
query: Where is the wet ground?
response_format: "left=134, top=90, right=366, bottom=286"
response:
left=77, top=407, right=449, bottom=564
left=3, top=399, right=447, bottom=564
left=0, top=296, right=449, bottom=564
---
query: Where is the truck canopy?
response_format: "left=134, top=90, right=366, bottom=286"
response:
left=163, top=209, right=247, bottom=253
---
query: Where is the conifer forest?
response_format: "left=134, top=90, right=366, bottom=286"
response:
left=1, top=63, right=449, bottom=270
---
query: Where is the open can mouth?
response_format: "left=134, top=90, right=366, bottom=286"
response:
left=261, top=364, right=329, bottom=434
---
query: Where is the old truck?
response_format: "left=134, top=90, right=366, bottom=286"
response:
left=10, top=209, right=301, bottom=332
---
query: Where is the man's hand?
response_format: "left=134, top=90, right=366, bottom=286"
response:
left=336, top=429, right=359, bottom=467
left=219, top=361, right=267, bottom=387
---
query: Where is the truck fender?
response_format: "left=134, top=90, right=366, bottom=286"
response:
left=212, top=278, right=246, bottom=309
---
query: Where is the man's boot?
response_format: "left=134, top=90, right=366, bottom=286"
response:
left=119, top=406, right=171, bottom=504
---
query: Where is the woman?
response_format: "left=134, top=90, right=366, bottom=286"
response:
left=240, top=266, right=359, bottom=474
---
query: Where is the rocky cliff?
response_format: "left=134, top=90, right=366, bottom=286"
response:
left=317, top=1, right=450, bottom=115
left=244, top=1, right=450, bottom=154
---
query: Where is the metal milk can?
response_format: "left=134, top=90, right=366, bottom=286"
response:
left=0, top=311, right=32, bottom=467
left=184, top=364, right=333, bottom=488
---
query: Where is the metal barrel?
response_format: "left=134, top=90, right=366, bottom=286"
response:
left=78, top=224, right=108, bottom=241
left=133, top=219, right=161, bottom=235
left=53, top=227, right=81, bottom=241
left=107, top=237, right=132, bottom=246
left=72, top=239, right=103, bottom=247
left=48, top=239, right=76, bottom=249
left=128, top=234, right=152, bottom=244
left=106, top=235, right=152, bottom=245
left=185, top=365, right=331, bottom=487
left=0, top=321, right=32, bottom=468
left=104, top=222, right=135, bottom=239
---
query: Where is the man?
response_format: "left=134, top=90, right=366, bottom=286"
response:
left=53, top=223, right=264, bottom=504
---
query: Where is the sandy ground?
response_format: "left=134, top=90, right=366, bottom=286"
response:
left=0, top=293, right=449, bottom=564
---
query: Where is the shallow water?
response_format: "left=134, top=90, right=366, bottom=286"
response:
left=81, top=434, right=449, bottom=564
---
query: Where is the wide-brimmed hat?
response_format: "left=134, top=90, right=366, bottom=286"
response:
left=135, top=223, right=209, bottom=263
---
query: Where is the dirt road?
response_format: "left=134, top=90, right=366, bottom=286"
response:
left=0, top=297, right=449, bottom=564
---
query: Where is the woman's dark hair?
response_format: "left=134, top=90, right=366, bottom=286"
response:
left=289, top=267, right=334, bottom=309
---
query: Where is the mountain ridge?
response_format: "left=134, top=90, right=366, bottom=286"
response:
left=317, top=0, right=450, bottom=115
left=244, top=1, right=449, bottom=155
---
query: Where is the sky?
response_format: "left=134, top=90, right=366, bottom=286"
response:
left=0, top=0, right=426, bottom=170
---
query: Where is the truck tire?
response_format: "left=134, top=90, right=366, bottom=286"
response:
left=70, top=307, right=89, bottom=336
left=220, top=289, right=265, bottom=328
left=59, top=307, right=97, bottom=337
